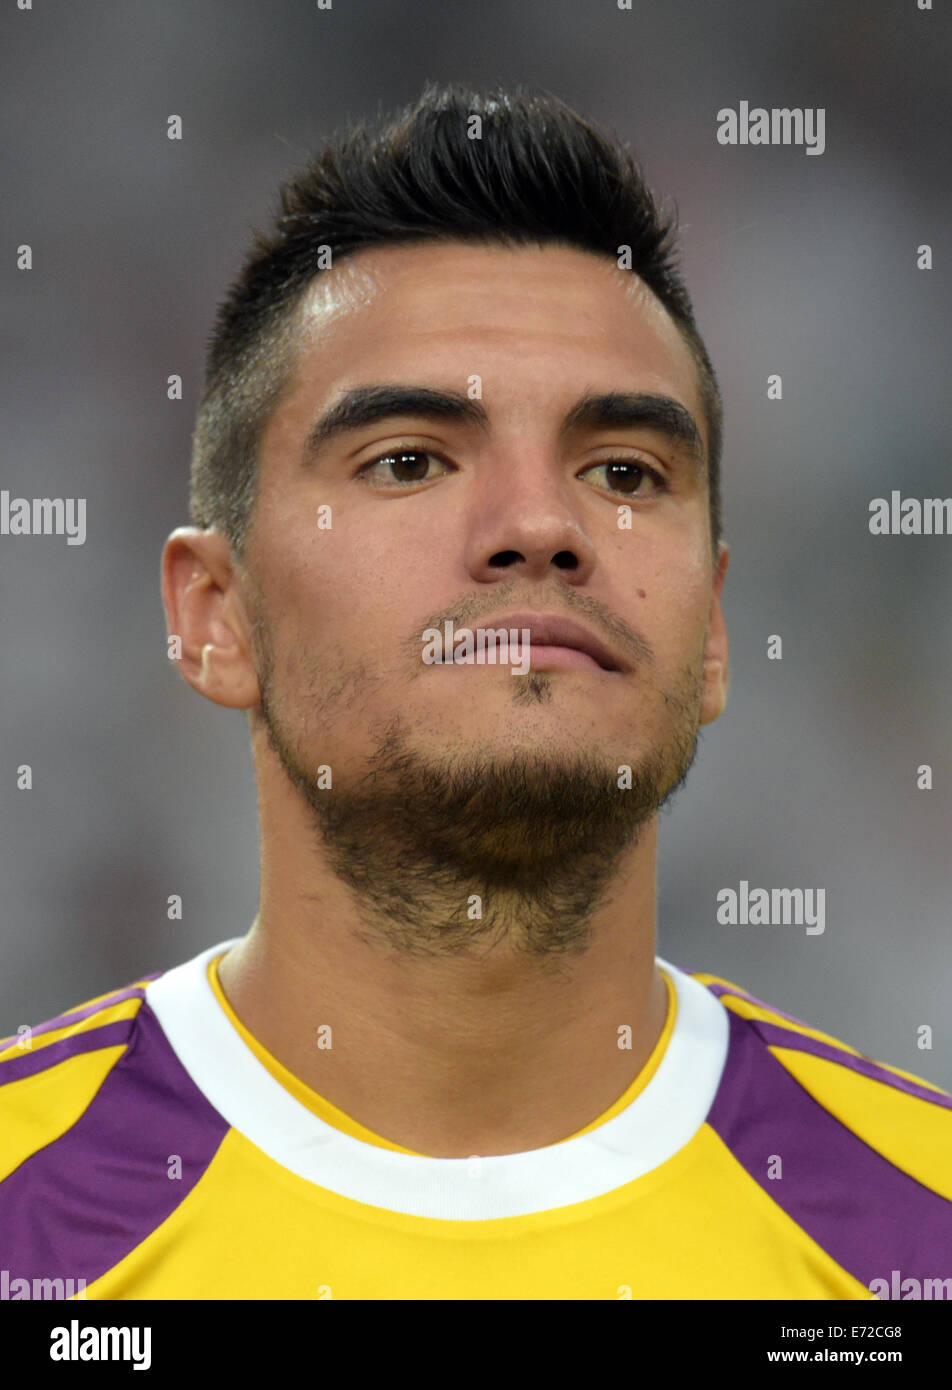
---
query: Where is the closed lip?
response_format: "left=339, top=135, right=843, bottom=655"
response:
left=472, top=612, right=628, bottom=673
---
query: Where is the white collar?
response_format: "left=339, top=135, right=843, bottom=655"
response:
left=145, top=939, right=728, bottom=1220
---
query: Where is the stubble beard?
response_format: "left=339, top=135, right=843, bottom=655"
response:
left=252, top=617, right=705, bottom=964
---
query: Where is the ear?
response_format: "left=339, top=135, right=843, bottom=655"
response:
left=161, top=528, right=261, bottom=709
left=699, top=542, right=729, bottom=726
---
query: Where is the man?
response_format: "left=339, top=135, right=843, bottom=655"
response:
left=2, top=83, right=949, bottom=1301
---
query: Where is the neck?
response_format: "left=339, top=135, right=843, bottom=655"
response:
left=216, top=753, right=670, bottom=1159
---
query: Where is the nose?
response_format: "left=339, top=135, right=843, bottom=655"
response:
left=463, top=455, right=598, bottom=586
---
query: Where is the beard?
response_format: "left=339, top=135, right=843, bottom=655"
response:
left=251, top=613, right=704, bottom=964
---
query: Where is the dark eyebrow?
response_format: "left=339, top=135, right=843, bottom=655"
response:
left=301, top=384, right=704, bottom=474
left=302, top=386, right=489, bottom=461
left=560, top=392, right=704, bottom=474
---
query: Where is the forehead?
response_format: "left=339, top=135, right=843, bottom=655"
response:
left=269, top=241, right=705, bottom=452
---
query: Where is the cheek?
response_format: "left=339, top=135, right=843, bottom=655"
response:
left=642, top=563, right=712, bottom=668
left=258, top=519, right=437, bottom=668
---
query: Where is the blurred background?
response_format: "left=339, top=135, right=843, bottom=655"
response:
left=2, top=1, right=950, bottom=1085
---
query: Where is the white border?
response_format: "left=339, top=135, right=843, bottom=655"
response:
left=145, top=939, right=728, bottom=1219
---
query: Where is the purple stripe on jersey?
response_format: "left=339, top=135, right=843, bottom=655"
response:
left=754, top=1020, right=952, bottom=1110
left=704, top=975, right=952, bottom=1108
left=0, top=1019, right=135, bottom=1084
left=701, top=978, right=811, bottom=1028
left=707, top=1007, right=952, bottom=1287
left=0, top=1000, right=229, bottom=1288
left=28, top=977, right=163, bottom=1040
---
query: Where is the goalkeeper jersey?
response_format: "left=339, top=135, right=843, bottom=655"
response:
left=1, top=938, right=950, bottom=1300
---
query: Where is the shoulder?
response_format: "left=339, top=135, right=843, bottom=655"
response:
left=0, top=971, right=162, bottom=1181
left=690, top=969, right=952, bottom=1203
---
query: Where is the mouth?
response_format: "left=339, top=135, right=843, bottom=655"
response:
left=439, top=613, right=628, bottom=673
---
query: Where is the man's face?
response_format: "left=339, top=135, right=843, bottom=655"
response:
left=238, top=241, right=728, bottom=954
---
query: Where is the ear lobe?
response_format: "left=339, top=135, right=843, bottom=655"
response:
left=699, top=544, right=729, bottom=726
left=161, top=528, right=262, bottom=710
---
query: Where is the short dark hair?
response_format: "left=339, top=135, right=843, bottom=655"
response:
left=190, top=82, right=723, bottom=558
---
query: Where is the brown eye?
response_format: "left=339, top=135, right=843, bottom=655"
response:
left=359, top=450, right=450, bottom=487
left=580, top=461, right=666, bottom=496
